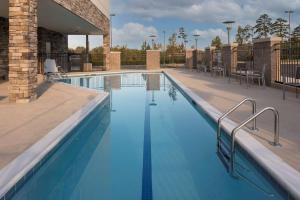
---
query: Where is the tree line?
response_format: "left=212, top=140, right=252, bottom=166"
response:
left=235, top=13, right=300, bottom=45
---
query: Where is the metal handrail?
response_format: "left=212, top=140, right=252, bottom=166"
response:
left=230, top=107, right=280, bottom=175
left=217, top=98, right=257, bottom=151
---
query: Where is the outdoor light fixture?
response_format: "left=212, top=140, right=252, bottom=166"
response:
left=149, top=34, right=157, bottom=49
left=110, top=13, right=116, bottom=49
left=193, top=34, right=200, bottom=50
left=163, top=30, right=166, bottom=66
left=223, top=20, right=235, bottom=44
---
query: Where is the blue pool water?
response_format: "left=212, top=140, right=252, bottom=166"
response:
left=9, top=73, right=287, bottom=199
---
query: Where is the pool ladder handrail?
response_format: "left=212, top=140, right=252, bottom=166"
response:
left=229, top=107, right=280, bottom=175
left=217, top=98, right=257, bottom=152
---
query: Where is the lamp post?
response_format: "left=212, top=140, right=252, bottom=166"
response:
left=110, top=13, right=116, bottom=49
left=285, top=10, right=294, bottom=41
left=223, top=21, right=235, bottom=44
left=193, top=34, right=200, bottom=50
left=163, top=30, right=166, bottom=66
left=149, top=34, right=157, bottom=49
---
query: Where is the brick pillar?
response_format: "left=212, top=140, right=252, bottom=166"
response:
left=222, top=43, right=238, bottom=76
left=253, top=37, right=281, bottom=86
left=146, top=50, right=160, bottom=70
left=110, top=51, right=121, bottom=71
left=103, top=32, right=110, bottom=71
left=185, top=49, right=194, bottom=69
left=9, top=0, right=38, bottom=103
left=205, top=46, right=216, bottom=71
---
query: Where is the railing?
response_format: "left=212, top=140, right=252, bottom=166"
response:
left=38, top=53, right=106, bottom=73
left=161, top=52, right=186, bottom=67
left=217, top=98, right=257, bottom=152
left=121, top=51, right=146, bottom=69
left=230, top=107, right=280, bottom=175
left=275, top=41, right=300, bottom=84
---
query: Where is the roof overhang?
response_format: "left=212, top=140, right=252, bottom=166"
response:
left=0, top=0, right=102, bottom=35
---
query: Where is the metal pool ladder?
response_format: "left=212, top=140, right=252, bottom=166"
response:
left=217, top=98, right=280, bottom=176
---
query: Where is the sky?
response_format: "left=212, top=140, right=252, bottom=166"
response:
left=68, top=0, right=300, bottom=50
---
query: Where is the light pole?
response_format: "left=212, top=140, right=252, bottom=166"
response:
left=285, top=10, right=294, bottom=41
left=193, top=34, right=200, bottom=50
left=223, top=21, right=235, bottom=44
left=149, top=34, right=157, bottom=49
left=163, top=30, right=166, bottom=66
left=110, top=13, right=116, bottom=49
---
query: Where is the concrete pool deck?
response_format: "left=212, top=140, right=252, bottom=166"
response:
left=165, top=68, right=300, bottom=172
left=0, top=79, right=103, bottom=169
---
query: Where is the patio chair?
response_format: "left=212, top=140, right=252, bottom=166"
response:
left=248, top=64, right=266, bottom=87
left=44, top=59, right=65, bottom=80
left=197, top=64, right=208, bottom=72
left=211, top=64, right=225, bottom=77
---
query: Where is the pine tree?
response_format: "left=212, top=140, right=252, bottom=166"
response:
left=292, top=25, right=300, bottom=40
left=254, top=14, right=272, bottom=38
left=235, top=26, right=247, bottom=45
left=211, top=36, right=222, bottom=49
left=244, top=25, right=254, bottom=42
left=271, top=18, right=288, bottom=39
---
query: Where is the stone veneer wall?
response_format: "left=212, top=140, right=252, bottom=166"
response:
left=53, top=0, right=110, bottom=34
left=38, top=27, right=68, bottom=54
left=0, top=17, right=8, bottom=78
left=221, top=44, right=238, bottom=75
left=9, top=0, right=38, bottom=103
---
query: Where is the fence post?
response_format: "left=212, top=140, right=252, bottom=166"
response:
left=109, top=51, right=121, bottom=71
left=146, top=50, right=161, bottom=70
left=222, top=43, right=238, bottom=76
left=253, top=37, right=281, bottom=86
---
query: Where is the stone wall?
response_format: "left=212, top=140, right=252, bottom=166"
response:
left=53, top=0, right=110, bottom=34
left=0, top=17, right=8, bottom=78
left=9, top=0, right=38, bottom=103
left=38, top=27, right=68, bottom=54
left=185, top=49, right=194, bottom=69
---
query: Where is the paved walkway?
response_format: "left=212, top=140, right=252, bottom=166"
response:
left=166, top=68, right=300, bottom=172
left=0, top=80, right=100, bottom=169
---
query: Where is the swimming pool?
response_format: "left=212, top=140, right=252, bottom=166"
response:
left=4, top=73, right=291, bottom=199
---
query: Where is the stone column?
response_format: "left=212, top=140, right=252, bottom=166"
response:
left=9, top=0, right=38, bottom=103
left=253, top=37, right=281, bottom=86
left=146, top=50, right=160, bottom=70
left=103, top=32, right=110, bottom=71
left=222, top=43, right=238, bottom=76
left=109, top=51, right=121, bottom=71
left=205, top=46, right=216, bottom=71
left=185, top=49, right=194, bottom=69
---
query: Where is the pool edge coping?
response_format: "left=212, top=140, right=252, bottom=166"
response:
left=163, top=70, right=300, bottom=199
left=0, top=87, right=109, bottom=198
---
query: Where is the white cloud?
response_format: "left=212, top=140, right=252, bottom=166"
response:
left=112, top=0, right=300, bottom=26
left=112, top=22, right=158, bottom=48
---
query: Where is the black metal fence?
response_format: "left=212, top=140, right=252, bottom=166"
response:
left=275, top=41, right=300, bottom=84
left=121, top=51, right=146, bottom=69
left=38, top=53, right=105, bottom=73
left=160, top=52, right=186, bottom=66
left=236, top=44, right=254, bottom=72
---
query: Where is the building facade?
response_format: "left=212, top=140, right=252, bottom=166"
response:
left=0, top=0, right=110, bottom=103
